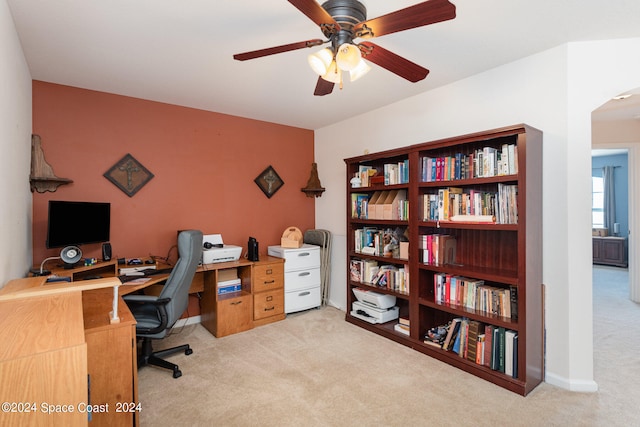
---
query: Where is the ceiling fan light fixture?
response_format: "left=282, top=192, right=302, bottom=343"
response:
left=349, top=58, right=371, bottom=82
left=308, top=48, right=334, bottom=75
left=336, top=43, right=361, bottom=71
left=321, top=61, right=342, bottom=84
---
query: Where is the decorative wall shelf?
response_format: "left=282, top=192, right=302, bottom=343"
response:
left=30, top=134, right=73, bottom=193
left=301, top=162, right=325, bottom=198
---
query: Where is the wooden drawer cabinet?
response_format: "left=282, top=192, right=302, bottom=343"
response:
left=200, top=261, right=254, bottom=338
left=254, top=288, right=285, bottom=321
left=214, top=293, right=253, bottom=337
left=253, top=261, right=284, bottom=292
left=252, top=258, right=286, bottom=327
left=199, top=258, right=285, bottom=337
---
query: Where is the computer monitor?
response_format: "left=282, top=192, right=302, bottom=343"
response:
left=46, top=200, right=111, bottom=249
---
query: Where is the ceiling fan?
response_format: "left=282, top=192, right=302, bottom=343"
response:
left=233, top=0, right=456, bottom=96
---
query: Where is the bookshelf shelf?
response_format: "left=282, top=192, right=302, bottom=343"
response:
left=344, top=124, right=543, bottom=396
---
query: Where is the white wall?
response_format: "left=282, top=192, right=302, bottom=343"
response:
left=0, top=0, right=33, bottom=286
left=315, top=37, right=640, bottom=392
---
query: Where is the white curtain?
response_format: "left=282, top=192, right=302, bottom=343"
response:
left=602, top=166, right=616, bottom=234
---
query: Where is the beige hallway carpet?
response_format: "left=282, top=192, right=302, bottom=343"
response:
left=138, top=266, right=639, bottom=426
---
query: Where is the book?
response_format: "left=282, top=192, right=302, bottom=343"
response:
left=505, top=330, right=517, bottom=377
left=512, top=334, right=519, bottom=379
left=349, top=259, right=363, bottom=282
left=497, top=327, right=506, bottom=373
left=509, top=285, right=519, bottom=320
left=475, top=333, right=486, bottom=365
left=394, top=323, right=410, bottom=336
left=465, top=320, right=484, bottom=363
left=490, top=326, right=500, bottom=370
left=442, top=318, right=462, bottom=351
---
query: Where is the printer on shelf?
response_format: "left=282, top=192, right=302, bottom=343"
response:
left=350, top=287, right=399, bottom=324
left=201, top=234, right=242, bottom=264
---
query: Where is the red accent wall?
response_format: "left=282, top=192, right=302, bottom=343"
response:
left=32, top=81, right=316, bottom=265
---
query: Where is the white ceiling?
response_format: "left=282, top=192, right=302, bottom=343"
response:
left=7, top=0, right=640, bottom=130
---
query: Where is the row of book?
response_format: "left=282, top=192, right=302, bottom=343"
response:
left=418, top=234, right=457, bottom=265
left=419, top=143, right=518, bottom=182
left=351, top=190, right=408, bottom=220
left=350, top=259, right=409, bottom=294
left=423, top=318, right=518, bottom=378
left=357, top=161, right=409, bottom=187
left=420, top=184, right=518, bottom=224
left=354, top=227, right=409, bottom=260
left=433, top=272, right=518, bottom=320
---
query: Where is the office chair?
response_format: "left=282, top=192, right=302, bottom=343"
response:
left=123, top=229, right=203, bottom=378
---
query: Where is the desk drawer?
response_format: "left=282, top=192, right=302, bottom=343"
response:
left=284, top=267, right=320, bottom=292
left=253, top=263, right=284, bottom=293
left=285, top=286, right=321, bottom=314
left=254, top=288, right=284, bottom=320
left=216, top=294, right=253, bottom=337
left=268, top=245, right=320, bottom=270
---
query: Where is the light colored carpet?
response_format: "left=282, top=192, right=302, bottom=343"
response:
left=138, top=266, right=639, bottom=426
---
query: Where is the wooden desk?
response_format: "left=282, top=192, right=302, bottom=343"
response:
left=83, top=288, right=139, bottom=427
left=0, top=277, right=121, bottom=427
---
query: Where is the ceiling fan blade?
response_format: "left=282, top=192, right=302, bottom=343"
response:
left=314, top=76, right=335, bottom=96
left=354, top=0, right=455, bottom=39
left=234, top=39, right=324, bottom=61
left=359, top=42, right=429, bottom=83
left=288, top=0, right=341, bottom=36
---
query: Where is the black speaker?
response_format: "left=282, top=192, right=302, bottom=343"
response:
left=102, top=242, right=112, bottom=261
left=247, top=237, right=259, bottom=261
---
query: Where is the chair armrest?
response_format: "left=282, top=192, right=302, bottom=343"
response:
left=123, top=294, right=165, bottom=304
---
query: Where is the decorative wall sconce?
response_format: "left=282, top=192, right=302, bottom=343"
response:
left=301, top=163, right=325, bottom=198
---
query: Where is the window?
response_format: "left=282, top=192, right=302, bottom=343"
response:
left=592, top=176, right=604, bottom=228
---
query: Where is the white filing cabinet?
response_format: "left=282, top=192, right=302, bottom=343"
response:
left=267, top=244, right=321, bottom=314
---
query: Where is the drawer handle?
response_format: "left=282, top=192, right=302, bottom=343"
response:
left=298, top=272, right=310, bottom=277
left=230, top=301, right=243, bottom=306
left=264, top=280, right=275, bottom=284
left=264, top=306, right=275, bottom=311
left=299, top=291, right=311, bottom=296
left=298, top=252, right=310, bottom=257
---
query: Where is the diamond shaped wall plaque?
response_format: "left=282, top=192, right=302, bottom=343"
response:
left=104, top=153, right=154, bottom=197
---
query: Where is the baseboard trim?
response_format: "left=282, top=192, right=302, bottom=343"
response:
left=173, top=315, right=201, bottom=328
left=545, top=372, right=598, bottom=392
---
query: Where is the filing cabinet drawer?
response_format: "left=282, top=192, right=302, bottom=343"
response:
left=268, top=244, right=320, bottom=270
left=253, top=288, right=284, bottom=320
left=284, top=267, right=321, bottom=292
left=215, top=294, right=253, bottom=337
left=253, top=262, right=284, bottom=293
left=285, top=286, right=321, bottom=314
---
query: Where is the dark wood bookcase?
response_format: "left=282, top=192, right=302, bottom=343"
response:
left=344, top=124, right=543, bottom=395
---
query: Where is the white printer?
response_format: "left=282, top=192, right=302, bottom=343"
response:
left=201, top=234, right=242, bottom=264
left=350, top=287, right=399, bottom=324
